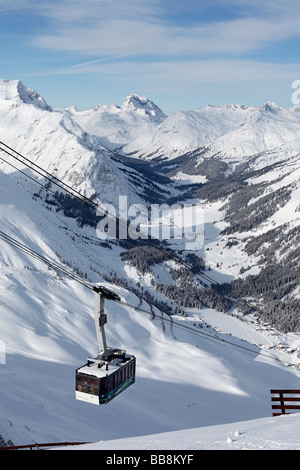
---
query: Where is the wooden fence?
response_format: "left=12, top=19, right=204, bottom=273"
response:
left=270, top=389, right=300, bottom=416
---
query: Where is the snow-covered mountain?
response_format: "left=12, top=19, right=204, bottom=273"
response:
left=121, top=102, right=300, bottom=165
left=0, top=80, right=300, bottom=449
left=0, top=80, right=172, bottom=208
left=63, top=93, right=166, bottom=151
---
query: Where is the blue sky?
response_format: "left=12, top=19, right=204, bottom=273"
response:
left=1, top=0, right=300, bottom=114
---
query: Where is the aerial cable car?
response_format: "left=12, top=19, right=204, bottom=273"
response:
left=75, top=286, right=136, bottom=405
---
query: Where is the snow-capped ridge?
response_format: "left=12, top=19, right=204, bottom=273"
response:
left=202, top=102, right=281, bottom=113
left=91, top=103, right=121, bottom=114
left=254, top=101, right=281, bottom=113
left=0, top=79, right=51, bottom=111
left=64, top=105, right=79, bottom=114
left=121, top=93, right=167, bottom=121
left=203, top=103, right=249, bottom=111
left=123, top=99, right=300, bottom=163
left=62, top=93, right=167, bottom=150
left=17, top=81, right=51, bottom=111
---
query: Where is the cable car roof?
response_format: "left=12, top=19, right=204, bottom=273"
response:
left=77, top=354, right=135, bottom=379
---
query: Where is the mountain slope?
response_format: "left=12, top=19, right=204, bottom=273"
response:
left=188, top=144, right=300, bottom=331
left=0, top=80, right=300, bottom=448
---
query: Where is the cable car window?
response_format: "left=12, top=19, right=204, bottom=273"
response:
left=76, top=374, right=99, bottom=396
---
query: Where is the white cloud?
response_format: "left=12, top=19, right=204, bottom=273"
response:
left=29, top=0, right=162, bottom=24
left=1, top=0, right=300, bottom=59
left=25, top=1, right=300, bottom=59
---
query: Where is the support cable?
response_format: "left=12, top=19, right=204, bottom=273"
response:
left=0, top=229, right=294, bottom=364
left=0, top=141, right=266, bottom=318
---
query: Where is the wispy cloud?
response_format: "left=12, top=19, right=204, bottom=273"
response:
left=34, top=57, right=300, bottom=83
left=1, top=0, right=300, bottom=59
left=18, top=0, right=300, bottom=58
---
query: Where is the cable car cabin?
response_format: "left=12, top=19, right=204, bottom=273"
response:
left=75, top=286, right=136, bottom=405
left=76, top=352, right=136, bottom=405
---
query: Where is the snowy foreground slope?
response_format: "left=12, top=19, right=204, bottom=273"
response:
left=64, top=414, right=300, bottom=450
